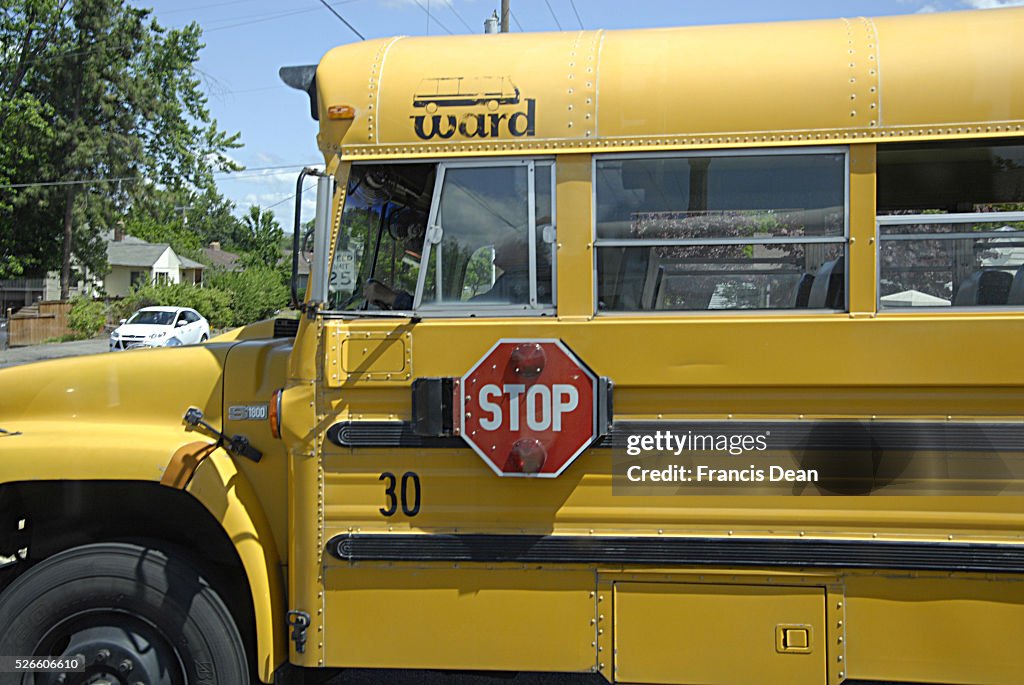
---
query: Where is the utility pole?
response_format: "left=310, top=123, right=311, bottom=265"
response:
left=501, top=0, right=509, bottom=32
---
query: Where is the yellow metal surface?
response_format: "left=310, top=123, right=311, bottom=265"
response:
left=324, top=326, right=412, bottom=386
left=313, top=8, right=1024, bottom=160
left=0, top=346, right=227, bottom=482
left=844, top=574, right=1024, bottom=685
left=613, top=582, right=826, bottom=685
left=555, top=154, right=595, bottom=318
left=221, top=338, right=294, bottom=559
left=848, top=144, right=877, bottom=315
left=187, top=453, right=287, bottom=684
left=323, top=566, right=596, bottom=672
left=283, top=315, right=327, bottom=667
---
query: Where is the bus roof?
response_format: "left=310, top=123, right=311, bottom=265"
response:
left=307, top=7, right=1024, bottom=160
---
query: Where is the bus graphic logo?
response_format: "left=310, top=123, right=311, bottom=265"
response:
left=413, top=76, right=520, bottom=113
left=411, top=75, right=536, bottom=141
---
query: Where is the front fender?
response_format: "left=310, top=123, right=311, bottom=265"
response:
left=0, top=434, right=287, bottom=683
left=187, top=451, right=287, bottom=684
left=0, top=345, right=287, bottom=682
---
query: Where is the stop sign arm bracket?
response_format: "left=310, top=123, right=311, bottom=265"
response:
left=411, top=377, right=459, bottom=437
left=597, top=376, right=614, bottom=442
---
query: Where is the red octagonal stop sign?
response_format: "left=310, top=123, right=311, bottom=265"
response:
left=460, top=339, right=597, bottom=477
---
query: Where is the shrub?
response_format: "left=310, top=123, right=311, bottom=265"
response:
left=114, top=282, right=233, bottom=328
left=112, top=268, right=287, bottom=330
left=208, top=266, right=289, bottom=327
left=68, top=296, right=106, bottom=337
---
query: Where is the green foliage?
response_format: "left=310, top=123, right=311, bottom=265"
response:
left=44, top=333, right=90, bottom=343
left=0, top=0, right=242, bottom=293
left=113, top=267, right=288, bottom=330
left=114, top=282, right=233, bottom=328
left=67, top=295, right=106, bottom=336
left=123, top=184, right=246, bottom=261
left=208, top=266, right=290, bottom=326
left=237, top=205, right=284, bottom=269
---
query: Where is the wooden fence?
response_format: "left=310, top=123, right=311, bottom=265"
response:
left=7, top=301, right=74, bottom=347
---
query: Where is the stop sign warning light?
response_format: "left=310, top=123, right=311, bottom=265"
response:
left=460, top=339, right=599, bottom=477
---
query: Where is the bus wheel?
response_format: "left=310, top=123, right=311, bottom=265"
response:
left=0, top=542, right=248, bottom=684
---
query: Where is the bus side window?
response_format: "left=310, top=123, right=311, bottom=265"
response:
left=593, top=151, right=848, bottom=313
left=877, top=140, right=1024, bottom=310
left=414, top=160, right=555, bottom=314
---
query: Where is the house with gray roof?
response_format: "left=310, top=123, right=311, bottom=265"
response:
left=44, top=230, right=206, bottom=299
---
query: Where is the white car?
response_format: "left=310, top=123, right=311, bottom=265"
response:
left=109, top=306, right=210, bottom=351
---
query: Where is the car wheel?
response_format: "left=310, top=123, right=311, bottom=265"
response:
left=0, top=542, right=249, bottom=684
left=200, top=333, right=208, bottom=343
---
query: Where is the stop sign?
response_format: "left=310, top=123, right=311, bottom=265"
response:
left=460, top=339, right=597, bottom=477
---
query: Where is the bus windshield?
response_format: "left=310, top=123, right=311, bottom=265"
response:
left=327, top=164, right=435, bottom=312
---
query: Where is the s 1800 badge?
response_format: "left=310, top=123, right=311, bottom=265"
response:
left=228, top=404, right=269, bottom=421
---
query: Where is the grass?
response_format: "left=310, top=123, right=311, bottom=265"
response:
left=43, top=333, right=90, bottom=344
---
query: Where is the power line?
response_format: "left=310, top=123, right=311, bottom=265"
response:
left=316, top=0, right=365, bottom=40
left=543, top=0, right=564, bottom=30
left=205, top=6, right=325, bottom=33
left=447, top=2, right=475, bottom=32
left=156, top=0, right=262, bottom=16
left=412, top=0, right=454, bottom=35
left=510, top=10, right=525, bottom=32
left=259, top=182, right=316, bottom=212
left=0, top=163, right=323, bottom=191
left=568, top=0, right=585, bottom=29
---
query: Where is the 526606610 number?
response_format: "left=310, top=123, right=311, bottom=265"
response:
left=0, top=656, right=85, bottom=672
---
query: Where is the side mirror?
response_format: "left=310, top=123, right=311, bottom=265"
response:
left=119, top=319, right=127, bottom=324
left=176, top=319, right=188, bottom=327
left=291, top=167, right=333, bottom=310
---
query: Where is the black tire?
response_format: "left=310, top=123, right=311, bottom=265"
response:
left=0, top=542, right=249, bottom=684
left=200, top=333, right=209, bottom=342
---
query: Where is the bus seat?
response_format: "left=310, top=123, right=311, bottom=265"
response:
left=1007, top=269, right=1024, bottom=305
left=807, top=258, right=845, bottom=309
left=612, top=248, right=651, bottom=310
left=794, top=273, right=815, bottom=307
left=953, top=270, right=1013, bottom=306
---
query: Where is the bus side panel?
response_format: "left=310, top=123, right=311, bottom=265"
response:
left=613, top=582, right=827, bottom=685
left=322, top=565, right=597, bottom=672
left=845, top=575, right=1024, bottom=685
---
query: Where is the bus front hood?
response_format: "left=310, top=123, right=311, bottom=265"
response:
left=0, top=344, right=232, bottom=483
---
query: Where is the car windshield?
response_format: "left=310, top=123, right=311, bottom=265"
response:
left=127, top=310, right=175, bottom=326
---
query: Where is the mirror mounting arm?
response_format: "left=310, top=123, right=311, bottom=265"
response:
left=291, top=167, right=327, bottom=310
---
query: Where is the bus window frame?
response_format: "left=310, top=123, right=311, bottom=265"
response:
left=590, top=145, right=851, bottom=317
left=410, top=157, right=557, bottom=317
left=875, top=210, right=1024, bottom=314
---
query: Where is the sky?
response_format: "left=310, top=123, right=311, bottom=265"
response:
left=141, top=0, right=1024, bottom=232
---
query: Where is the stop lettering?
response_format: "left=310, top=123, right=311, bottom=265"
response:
left=460, top=340, right=597, bottom=477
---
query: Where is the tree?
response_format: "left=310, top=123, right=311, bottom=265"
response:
left=122, top=184, right=245, bottom=261
left=0, top=0, right=241, bottom=295
left=238, top=205, right=283, bottom=269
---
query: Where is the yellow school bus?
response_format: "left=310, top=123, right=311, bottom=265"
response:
left=2, top=7, right=1024, bottom=685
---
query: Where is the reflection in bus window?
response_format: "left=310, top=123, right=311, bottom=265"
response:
left=594, top=152, right=847, bottom=312
left=327, top=163, right=435, bottom=311
left=877, top=140, right=1024, bottom=309
left=416, top=161, right=554, bottom=312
